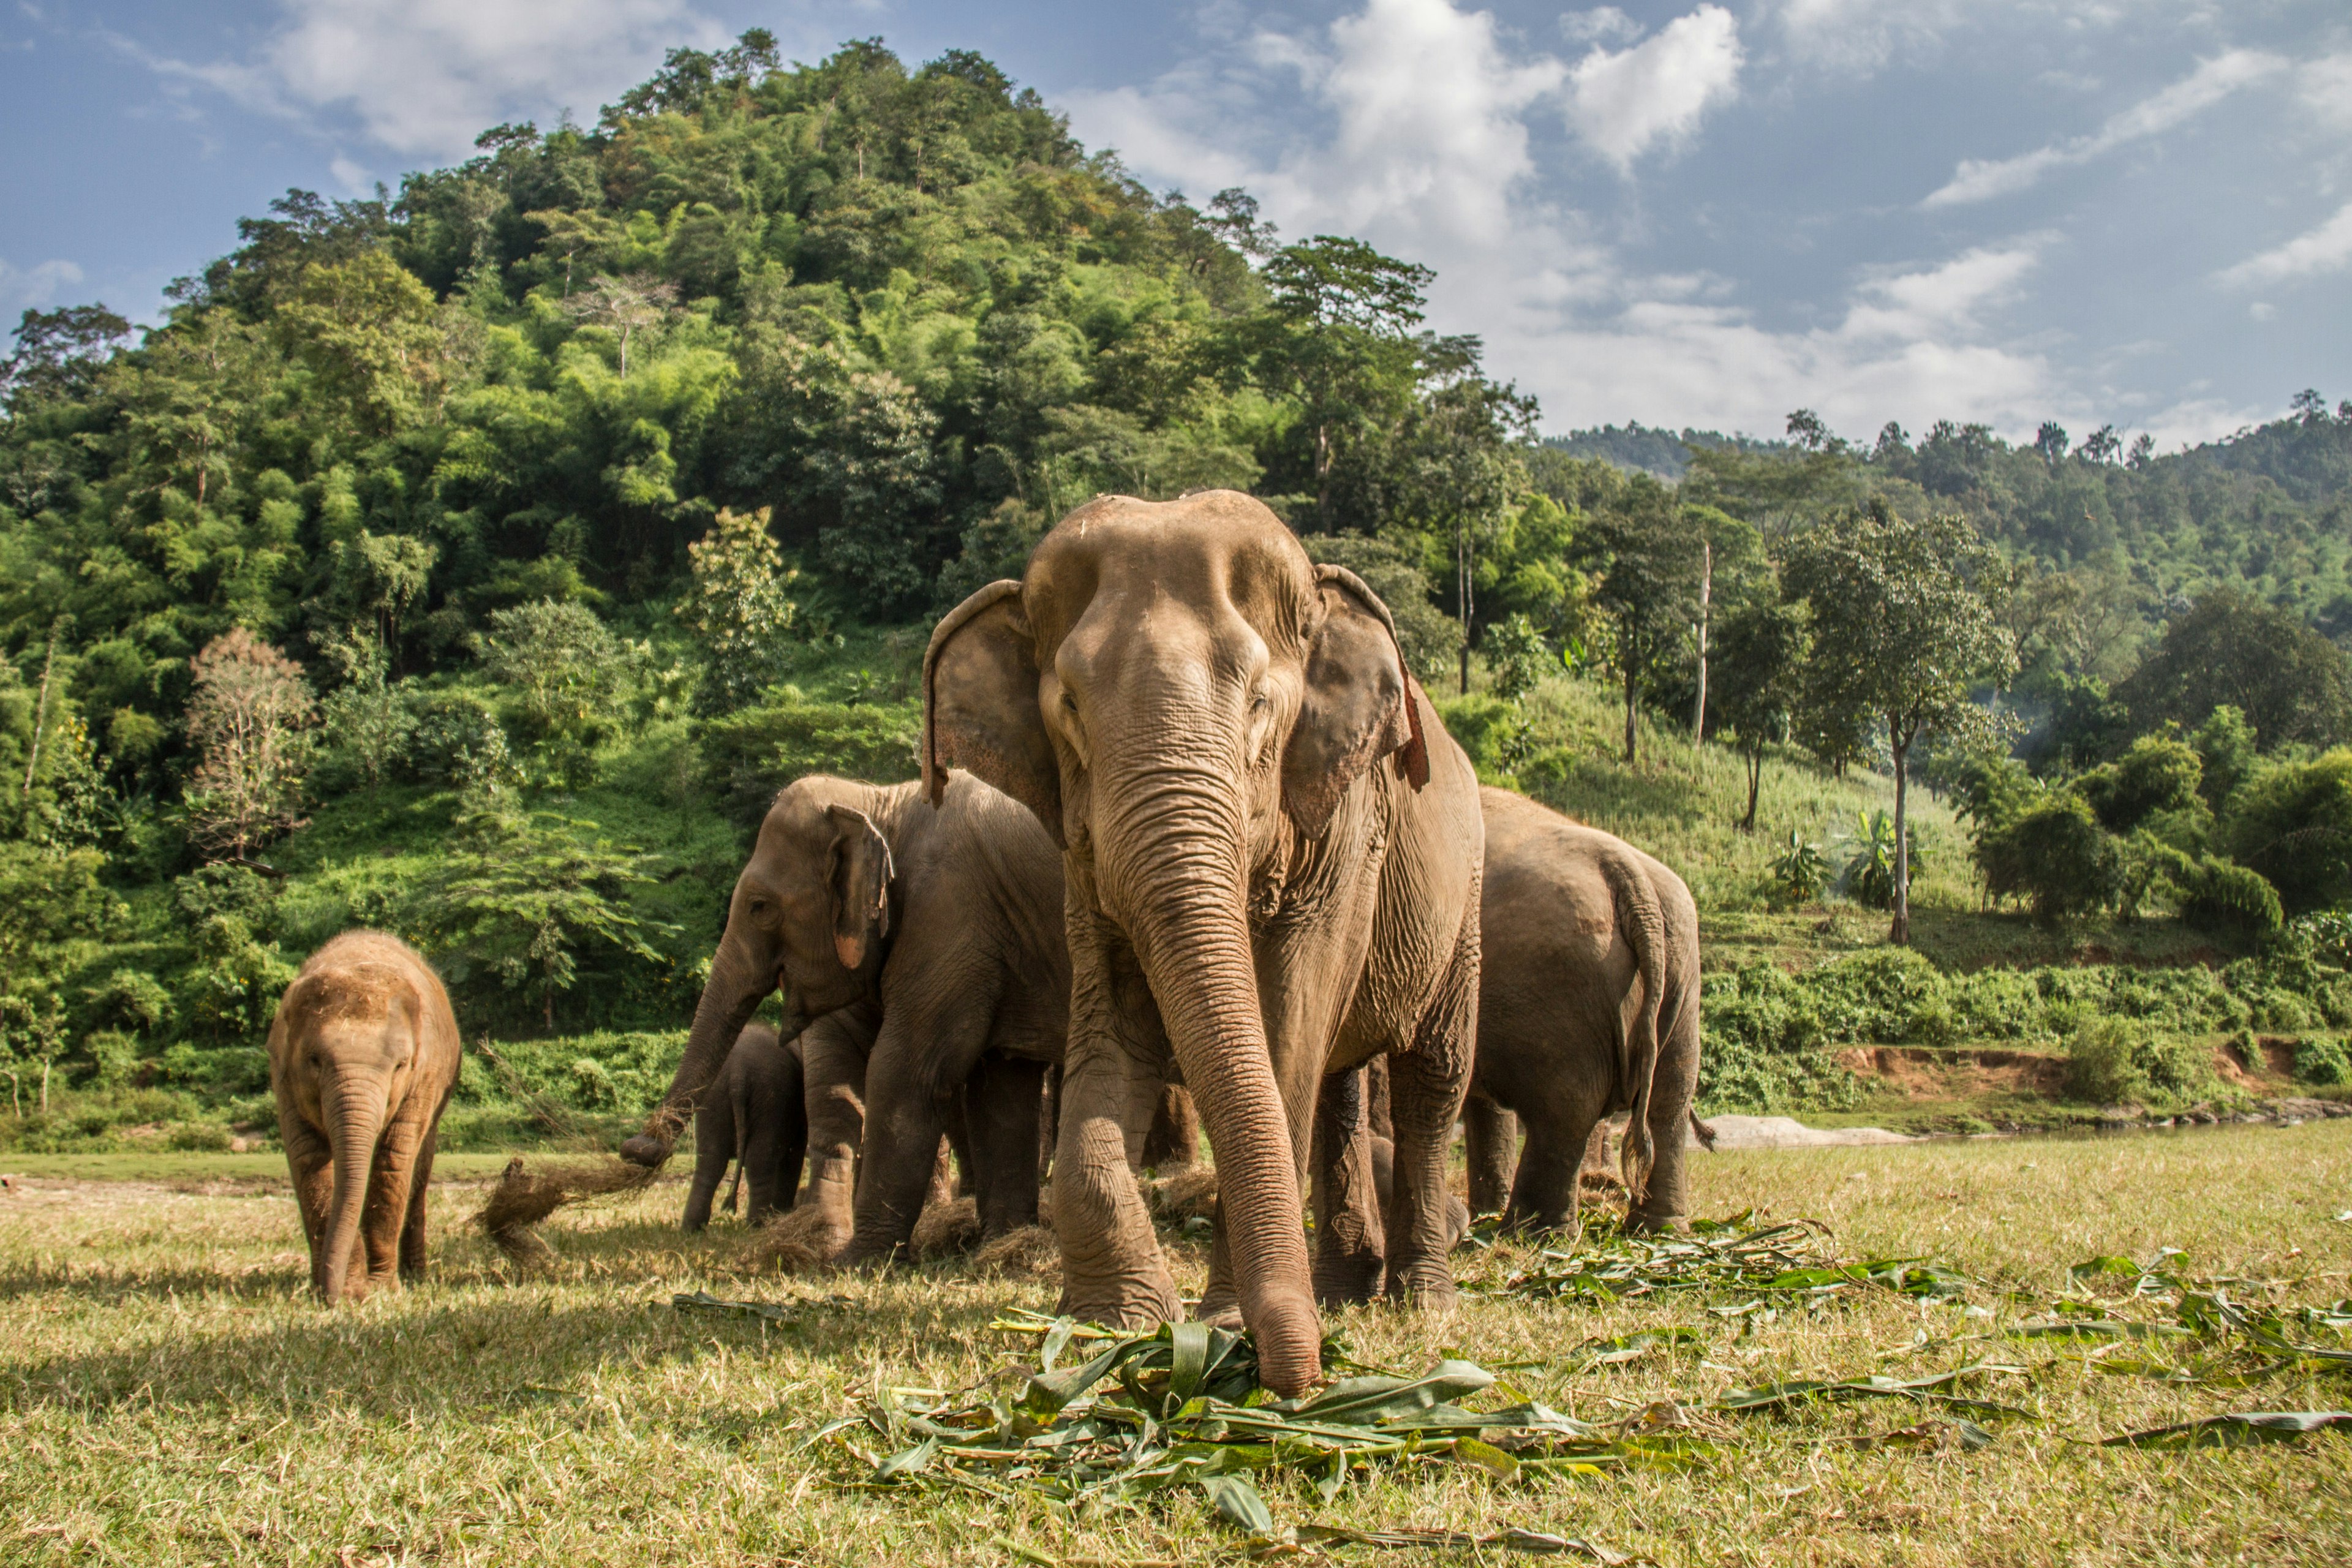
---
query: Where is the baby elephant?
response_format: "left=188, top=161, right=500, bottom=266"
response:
left=268, top=931, right=462, bottom=1303
left=684, top=1022, right=808, bottom=1231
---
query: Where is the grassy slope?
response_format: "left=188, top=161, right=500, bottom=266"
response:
left=3, top=1123, right=2345, bottom=1565
left=1480, top=669, right=2239, bottom=974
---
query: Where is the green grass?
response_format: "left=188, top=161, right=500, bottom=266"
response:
left=4, top=1126, right=2346, bottom=1565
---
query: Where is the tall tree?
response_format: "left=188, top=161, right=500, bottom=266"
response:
left=1713, top=595, right=1808, bottom=832
left=1257, top=236, right=1433, bottom=530
left=1785, top=503, right=2015, bottom=943
left=183, top=628, right=317, bottom=865
left=2112, top=589, right=2352, bottom=750
left=1404, top=376, right=1536, bottom=693
left=1581, top=476, right=1703, bottom=764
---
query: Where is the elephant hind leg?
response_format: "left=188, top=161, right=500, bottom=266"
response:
left=1504, top=1105, right=1600, bottom=1236
left=1310, top=1062, right=1385, bottom=1306
left=1381, top=911, right=1480, bottom=1310
left=1463, top=1093, right=1518, bottom=1219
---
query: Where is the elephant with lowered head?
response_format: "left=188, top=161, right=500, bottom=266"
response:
left=620, top=772, right=1068, bottom=1258
left=1462, top=787, right=1702, bottom=1233
left=925, top=489, right=1484, bottom=1396
left=268, top=930, right=462, bottom=1303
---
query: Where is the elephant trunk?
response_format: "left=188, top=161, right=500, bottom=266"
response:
left=1102, top=771, right=1321, bottom=1395
left=319, top=1075, right=386, bottom=1303
left=623, top=937, right=771, bottom=1167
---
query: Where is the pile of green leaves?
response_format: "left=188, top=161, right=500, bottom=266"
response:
left=819, top=1310, right=1703, bottom=1531
left=775, top=1221, right=2348, bottom=1547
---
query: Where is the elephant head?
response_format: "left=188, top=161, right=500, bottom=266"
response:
left=620, top=778, right=897, bottom=1166
left=274, top=963, right=431, bottom=1303
left=924, top=490, right=1427, bottom=1392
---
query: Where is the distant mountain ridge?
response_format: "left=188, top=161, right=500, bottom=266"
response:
left=1550, top=401, right=2352, bottom=503
left=1540, top=422, right=1787, bottom=480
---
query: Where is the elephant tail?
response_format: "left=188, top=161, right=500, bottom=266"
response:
left=1605, top=849, right=1670, bottom=1205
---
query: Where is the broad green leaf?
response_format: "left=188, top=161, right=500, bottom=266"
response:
left=1199, top=1473, right=1276, bottom=1536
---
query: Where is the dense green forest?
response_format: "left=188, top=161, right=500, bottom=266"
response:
left=5, top=32, right=2352, bottom=1144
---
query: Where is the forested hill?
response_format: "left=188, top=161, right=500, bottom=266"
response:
left=1559, top=401, right=2352, bottom=641
left=0, top=36, right=1283, bottom=740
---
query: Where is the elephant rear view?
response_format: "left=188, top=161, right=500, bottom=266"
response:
left=268, top=931, right=463, bottom=1303
left=684, top=1022, right=808, bottom=1231
left=1464, top=787, right=1702, bottom=1234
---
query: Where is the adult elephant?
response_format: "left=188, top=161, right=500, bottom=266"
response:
left=619, top=772, right=1068, bottom=1256
left=925, top=490, right=1483, bottom=1395
left=1462, top=787, right=1702, bottom=1234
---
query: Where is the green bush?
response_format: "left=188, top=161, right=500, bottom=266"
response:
left=2064, top=1017, right=2217, bottom=1106
left=2076, top=735, right=2203, bottom=833
left=2177, top=856, right=2284, bottom=937
left=2066, top=1018, right=2147, bottom=1102
left=2223, top=748, right=2352, bottom=914
left=1976, top=793, right=2120, bottom=923
left=2292, top=1035, right=2352, bottom=1086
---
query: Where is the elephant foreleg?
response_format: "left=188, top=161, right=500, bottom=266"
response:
left=685, top=1094, right=734, bottom=1232
left=361, top=1110, right=426, bottom=1291
left=796, top=1008, right=877, bottom=1261
left=282, top=1111, right=335, bottom=1275
left=399, top=1117, right=440, bottom=1280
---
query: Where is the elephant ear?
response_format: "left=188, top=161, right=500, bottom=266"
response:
left=925, top=579, right=1063, bottom=843
left=1282, top=565, right=1430, bottom=837
left=824, top=804, right=895, bottom=970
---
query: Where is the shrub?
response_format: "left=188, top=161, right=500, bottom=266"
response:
left=2222, top=747, right=2352, bottom=914
left=2065, top=1018, right=2217, bottom=1106
left=1769, top=830, right=1828, bottom=904
left=1977, top=794, right=2120, bottom=923
left=166, top=1121, right=233, bottom=1152
left=2177, top=856, right=2284, bottom=937
left=2067, top=1018, right=2147, bottom=1103
left=2292, top=1035, right=2351, bottom=1086
left=2076, top=735, right=2203, bottom=833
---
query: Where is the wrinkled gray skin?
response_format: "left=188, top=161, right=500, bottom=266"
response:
left=1460, top=787, right=1702, bottom=1234
left=684, top=1022, right=808, bottom=1231
left=268, top=930, right=462, bottom=1303
left=622, top=772, right=1069, bottom=1260
left=925, top=491, right=1483, bottom=1396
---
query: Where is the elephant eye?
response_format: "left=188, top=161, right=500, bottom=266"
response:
left=1060, top=692, right=1079, bottom=715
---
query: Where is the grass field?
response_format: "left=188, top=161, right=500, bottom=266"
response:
left=5, top=1125, right=2348, bottom=1567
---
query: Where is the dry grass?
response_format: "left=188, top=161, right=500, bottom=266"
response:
left=3, top=1124, right=2348, bottom=1566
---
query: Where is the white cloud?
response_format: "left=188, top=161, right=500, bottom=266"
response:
left=1839, top=242, right=2044, bottom=341
left=2297, top=53, right=2352, bottom=135
left=2217, top=202, right=2352, bottom=288
left=0, top=257, right=85, bottom=314
left=1923, top=49, right=2286, bottom=208
left=1072, top=0, right=1569, bottom=247
left=141, top=0, right=734, bottom=160
left=1069, top=1, right=2126, bottom=445
left=1564, top=4, right=1743, bottom=173
left=1559, top=7, right=1642, bottom=47
left=1776, top=0, right=2182, bottom=77
left=328, top=156, right=373, bottom=194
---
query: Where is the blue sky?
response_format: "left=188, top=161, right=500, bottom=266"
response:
left=4, top=1, right=2347, bottom=449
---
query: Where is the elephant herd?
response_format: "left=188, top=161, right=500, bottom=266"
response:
left=267, top=491, right=1703, bottom=1395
